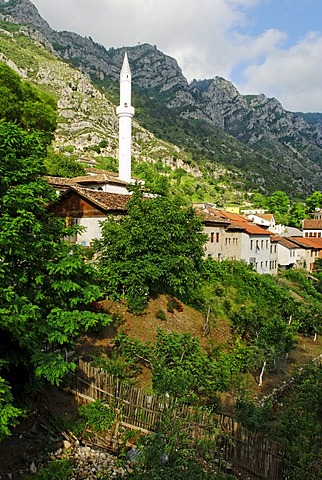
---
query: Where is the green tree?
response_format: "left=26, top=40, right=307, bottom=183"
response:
left=305, top=191, right=322, bottom=213
left=250, top=192, right=267, bottom=209
left=0, top=67, right=111, bottom=439
left=0, top=120, right=112, bottom=438
left=289, top=202, right=306, bottom=228
left=133, top=162, right=171, bottom=195
left=0, top=62, right=56, bottom=144
left=44, top=150, right=86, bottom=177
left=96, top=188, right=206, bottom=312
left=266, top=190, right=290, bottom=223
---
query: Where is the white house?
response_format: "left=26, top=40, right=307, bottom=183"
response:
left=302, top=219, right=322, bottom=238
left=197, top=206, right=273, bottom=274
left=271, top=236, right=305, bottom=270
left=49, top=186, right=129, bottom=246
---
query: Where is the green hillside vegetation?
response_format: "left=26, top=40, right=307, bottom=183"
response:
left=91, top=73, right=313, bottom=199
left=0, top=49, right=322, bottom=479
left=0, top=63, right=112, bottom=440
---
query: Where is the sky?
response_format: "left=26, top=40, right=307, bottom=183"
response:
left=29, top=0, right=322, bottom=112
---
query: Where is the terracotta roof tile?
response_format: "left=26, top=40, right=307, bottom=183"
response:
left=302, top=219, right=322, bottom=230
left=44, top=176, right=77, bottom=186
left=194, top=207, right=271, bottom=235
left=257, top=214, right=274, bottom=221
left=229, top=220, right=273, bottom=235
left=194, top=207, right=231, bottom=225
left=271, top=236, right=301, bottom=249
left=61, top=186, right=130, bottom=212
left=290, top=236, right=322, bottom=249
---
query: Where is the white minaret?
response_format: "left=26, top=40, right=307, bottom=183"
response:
left=116, top=52, right=135, bottom=183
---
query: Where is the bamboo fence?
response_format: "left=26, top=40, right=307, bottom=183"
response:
left=65, top=359, right=290, bottom=480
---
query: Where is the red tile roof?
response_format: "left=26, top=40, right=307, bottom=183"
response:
left=195, top=207, right=271, bottom=235
left=302, top=219, right=322, bottom=230
left=257, top=214, right=274, bottom=221
left=290, top=236, right=322, bottom=249
left=228, top=219, right=273, bottom=235
left=271, top=236, right=301, bottom=249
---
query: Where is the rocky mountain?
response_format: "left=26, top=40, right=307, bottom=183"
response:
left=0, top=18, right=205, bottom=178
left=1, top=0, right=322, bottom=197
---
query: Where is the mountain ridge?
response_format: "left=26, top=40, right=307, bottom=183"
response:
left=1, top=0, right=322, bottom=197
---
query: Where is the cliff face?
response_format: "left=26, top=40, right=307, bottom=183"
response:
left=2, top=0, right=322, bottom=196
left=0, top=20, right=198, bottom=176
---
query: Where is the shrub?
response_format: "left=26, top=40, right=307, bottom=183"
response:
left=166, top=297, right=182, bottom=313
left=156, top=309, right=167, bottom=321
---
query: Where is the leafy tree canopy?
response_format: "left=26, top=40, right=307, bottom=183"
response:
left=266, top=190, right=290, bottom=216
left=305, top=190, right=322, bottom=213
left=0, top=62, right=56, bottom=145
left=96, top=188, right=207, bottom=312
left=288, top=201, right=306, bottom=228
left=44, top=149, right=86, bottom=178
left=0, top=66, right=111, bottom=440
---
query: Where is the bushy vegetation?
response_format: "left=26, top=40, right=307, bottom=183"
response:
left=237, top=363, right=322, bottom=479
left=100, top=260, right=307, bottom=404
left=0, top=63, right=112, bottom=439
left=44, top=149, right=86, bottom=177
left=112, top=407, right=236, bottom=480
left=95, top=186, right=206, bottom=312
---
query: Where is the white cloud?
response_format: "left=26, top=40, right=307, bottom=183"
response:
left=31, top=0, right=322, bottom=112
left=238, top=32, right=322, bottom=111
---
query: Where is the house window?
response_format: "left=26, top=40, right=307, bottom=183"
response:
left=265, top=261, right=268, bottom=267
left=261, top=261, right=263, bottom=268
left=266, top=240, right=269, bottom=249
left=216, top=232, right=220, bottom=242
left=256, top=240, right=259, bottom=250
left=261, top=240, right=264, bottom=249
left=274, top=245, right=277, bottom=253
left=210, top=232, right=214, bottom=243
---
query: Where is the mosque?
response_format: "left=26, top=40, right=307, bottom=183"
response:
left=48, top=53, right=138, bottom=246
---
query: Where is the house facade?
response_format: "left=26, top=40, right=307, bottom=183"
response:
left=302, top=219, right=322, bottom=238
left=271, top=236, right=305, bottom=270
left=290, top=237, right=322, bottom=271
left=197, top=206, right=273, bottom=274
left=49, top=187, right=129, bottom=246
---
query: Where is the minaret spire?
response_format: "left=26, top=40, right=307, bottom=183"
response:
left=116, top=51, right=135, bottom=183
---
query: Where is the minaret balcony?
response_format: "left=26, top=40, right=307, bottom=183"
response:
left=116, top=105, right=135, bottom=116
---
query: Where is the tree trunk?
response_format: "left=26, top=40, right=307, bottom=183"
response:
left=258, top=361, right=267, bottom=387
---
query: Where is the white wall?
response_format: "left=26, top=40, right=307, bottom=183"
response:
left=242, top=234, right=271, bottom=274
left=75, top=217, right=104, bottom=246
